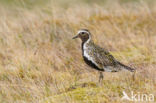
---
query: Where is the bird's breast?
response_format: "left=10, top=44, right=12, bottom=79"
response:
left=83, top=46, right=98, bottom=66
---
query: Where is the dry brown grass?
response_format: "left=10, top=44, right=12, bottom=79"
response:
left=0, top=0, right=155, bottom=103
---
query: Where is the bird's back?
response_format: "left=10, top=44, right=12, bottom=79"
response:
left=82, top=40, right=122, bottom=72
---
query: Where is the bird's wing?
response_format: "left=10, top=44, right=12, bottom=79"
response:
left=93, top=44, right=117, bottom=67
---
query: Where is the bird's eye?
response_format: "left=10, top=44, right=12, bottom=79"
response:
left=81, top=32, right=85, bottom=34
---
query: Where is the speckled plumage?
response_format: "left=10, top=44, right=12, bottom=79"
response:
left=73, top=29, right=135, bottom=82
left=82, top=40, right=121, bottom=72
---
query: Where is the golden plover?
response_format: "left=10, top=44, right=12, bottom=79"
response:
left=73, top=29, right=135, bottom=82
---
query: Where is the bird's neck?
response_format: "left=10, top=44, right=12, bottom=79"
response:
left=81, top=37, right=92, bottom=51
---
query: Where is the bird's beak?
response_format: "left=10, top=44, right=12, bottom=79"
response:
left=72, top=34, right=79, bottom=39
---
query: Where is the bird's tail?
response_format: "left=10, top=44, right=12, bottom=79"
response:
left=117, top=61, right=135, bottom=72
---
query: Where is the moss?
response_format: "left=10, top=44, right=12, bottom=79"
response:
left=44, top=87, right=108, bottom=103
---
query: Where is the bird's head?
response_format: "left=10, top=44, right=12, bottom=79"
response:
left=72, top=29, right=91, bottom=42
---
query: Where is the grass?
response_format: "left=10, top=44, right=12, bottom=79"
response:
left=0, top=0, right=156, bottom=103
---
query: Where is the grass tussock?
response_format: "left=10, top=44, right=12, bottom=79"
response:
left=0, top=0, right=156, bottom=103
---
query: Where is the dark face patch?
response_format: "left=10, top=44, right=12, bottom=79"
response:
left=79, top=31, right=90, bottom=42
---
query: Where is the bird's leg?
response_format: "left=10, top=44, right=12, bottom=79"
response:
left=99, top=72, right=103, bottom=83
left=132, top=69, right=136, bottom=81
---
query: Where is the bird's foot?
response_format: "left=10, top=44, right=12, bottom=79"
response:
left=98, top=72, right=104, bottom=83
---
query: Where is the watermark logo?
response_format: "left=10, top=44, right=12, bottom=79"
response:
left=122, top=91, right=155, bottom=102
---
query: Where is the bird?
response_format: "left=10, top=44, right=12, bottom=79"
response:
left=72, top=29, right=135, bottom=82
